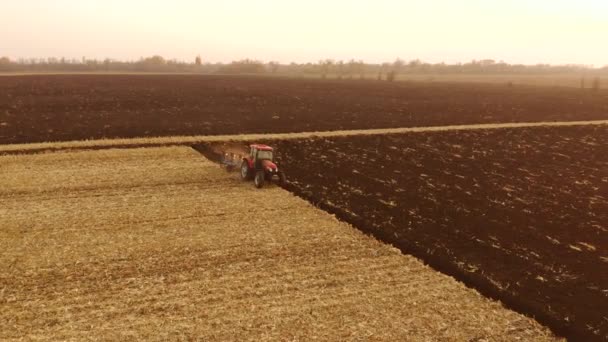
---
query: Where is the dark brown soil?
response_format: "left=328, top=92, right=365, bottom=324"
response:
left=200, top=125, right=608, bottom=341
left=2, top=74, right=608, bottom=144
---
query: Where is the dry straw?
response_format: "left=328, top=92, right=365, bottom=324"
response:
left=0, top=147, right=560, bottom=340
left=1, top=120, right=607, bottom=155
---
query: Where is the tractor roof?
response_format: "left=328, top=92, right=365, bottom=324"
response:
left=250, top=144, right=273, bottom=151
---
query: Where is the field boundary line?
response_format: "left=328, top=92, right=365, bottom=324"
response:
left=2, top=119, right=607, bottom=154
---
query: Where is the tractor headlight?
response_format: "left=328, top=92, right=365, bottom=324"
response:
left=267, top=167, right=273, bottom=172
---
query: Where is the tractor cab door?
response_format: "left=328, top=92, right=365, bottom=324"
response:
left=251, top=147, right=260, bottom=169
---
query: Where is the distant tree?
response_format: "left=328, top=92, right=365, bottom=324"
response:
left=343, top=59, right=366, bottom=79
left=592, top=77, right=601, bottom=91
left=218, top=59, right=265, bottom=74
left=319, top=60, right=327, bottom=79
left=336, top=60, right=344, bottom=79
left=289, top=62, right=299, bottom=76
left=268, top=61, right=280, bottom=73
left=136, top=55, right=167, bottom=72
left=0, top=57, right=11, bottom=71
left=144, top=55, right=166, bottom=65
left=357, top=60, right=365, bottom=79
left=408, top=59, right=422, bottom=70
left=2, top=54, right=608, bottom=76
left=347, top=59, right=358, bottom=79
left=480, top=59, right=496, bottom=66
left=319, top=59, right=333, bottom=79
left=386, top=70, right=396, bottom=82
left=377, top=63, right=387, bottom=81
left=393, top=58, right=405, bottom=74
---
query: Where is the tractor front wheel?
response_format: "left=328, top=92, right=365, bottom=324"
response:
left=254, top=171, right=265, bottom=188
left=241, top=161, right=253, bottom=180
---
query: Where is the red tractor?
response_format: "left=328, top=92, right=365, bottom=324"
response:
left=240, top=144, right=286, bottom=188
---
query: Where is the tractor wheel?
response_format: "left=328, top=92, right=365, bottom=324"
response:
left=241, top=161, right=253, bottom=180
left=277, top=172, right=287, bottom=186
left=254, top=171, right=265, bottom=188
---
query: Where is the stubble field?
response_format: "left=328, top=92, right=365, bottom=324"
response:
left=0, top=146, right=558, bottom=341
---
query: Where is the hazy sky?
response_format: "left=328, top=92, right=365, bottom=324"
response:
left=2, top=0, right=608, bottom=66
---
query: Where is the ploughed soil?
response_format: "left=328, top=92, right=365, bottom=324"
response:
left=199, top=124, right=608, bottom=341
left=2, top=74, right=608, bottom=144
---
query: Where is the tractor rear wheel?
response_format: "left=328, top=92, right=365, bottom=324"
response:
left=277, top=172, right=286, bottom=186
left=254, top=171, right=265, bottom=188
left=241, top=161, right=253, bottom=180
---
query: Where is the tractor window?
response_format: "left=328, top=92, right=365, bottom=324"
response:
left=257, top=150, right=273, bottom=160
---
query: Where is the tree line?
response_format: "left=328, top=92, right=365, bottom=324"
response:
left=1, top=55, right=607, bottom=77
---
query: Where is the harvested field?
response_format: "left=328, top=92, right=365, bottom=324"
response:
left=229, top=124, right=607, bottom=341
left=1, top=74, right=608, bottom=144
left=0, top=146, right=558, bottom=340
left=1, top=119, right=607, bottom=156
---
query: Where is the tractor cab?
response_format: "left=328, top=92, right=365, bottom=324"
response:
left=250, top=144, right=274, bottom=168
left=240, top=144, right=285, bottom=188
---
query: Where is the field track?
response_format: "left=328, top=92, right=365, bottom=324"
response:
left=1, top=119, right=607, bottom=155
left=0, top=147, right=558, bottom=340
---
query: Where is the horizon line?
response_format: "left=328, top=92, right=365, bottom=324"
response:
left=2, top=55, right=606, bottom=69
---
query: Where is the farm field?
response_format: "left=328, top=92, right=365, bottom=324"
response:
left=1, top=74, right=608, bottom=144
left=212, top=124, right=608, bottom=340
left=395, top=73, right=606, bottom=89
left=0, top=146, right=558, bottom=340
left=294, top=73, right=606, bottom=89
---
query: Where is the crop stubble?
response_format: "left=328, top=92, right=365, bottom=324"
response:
left=0, top=146, right=557, bottom=340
